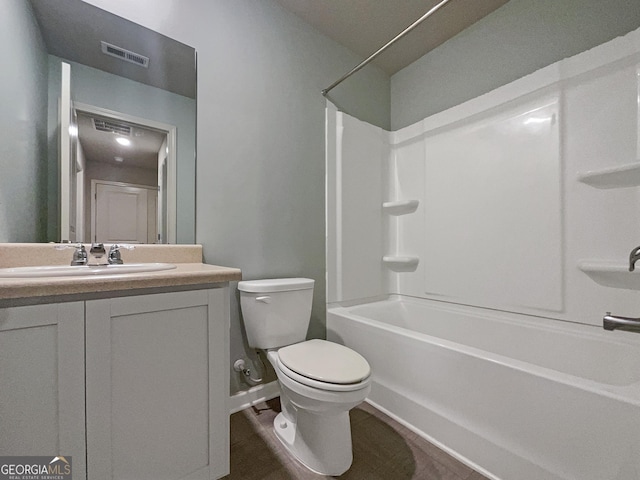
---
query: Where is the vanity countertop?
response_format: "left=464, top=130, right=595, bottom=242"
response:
left=0, top=243, right=242, bottom=303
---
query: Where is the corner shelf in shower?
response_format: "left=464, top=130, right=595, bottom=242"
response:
left=382, top=256, right=419, bottom=272
left=577, top=162, right=640, bottom=189
left=578, top=261, right=640, bottom=291
left=382, top=199, right=419, bottom=215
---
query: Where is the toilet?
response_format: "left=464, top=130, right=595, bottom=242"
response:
left=238, top=278, right=371, bottom=476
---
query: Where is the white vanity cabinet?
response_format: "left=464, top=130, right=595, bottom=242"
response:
left=0, top=286, right=230, bottom=480
left=85, top=287, right=230, bottom=480
left=0, top=302, right=86, bottom=474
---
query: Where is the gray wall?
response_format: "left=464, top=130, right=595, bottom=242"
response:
left=0, top=0, right=48, bottom=242
left=83, top=0, right=391, bottom=394
left=391, top=0, right=640, bottom=129
left=47, top=56, right=196, bottom=243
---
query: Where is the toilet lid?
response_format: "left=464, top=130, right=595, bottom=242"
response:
left=278, top=339, right=370, bottom=384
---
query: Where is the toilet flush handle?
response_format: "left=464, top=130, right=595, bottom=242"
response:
left=256, top=296, right=272, bottom=304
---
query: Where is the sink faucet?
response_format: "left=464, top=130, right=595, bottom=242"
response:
left=88, top=243, right=108, bottom=266
left=629, top=246, right=640, bottom=272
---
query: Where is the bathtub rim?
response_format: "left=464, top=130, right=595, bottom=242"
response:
left=329, top=294, right=640, bottom=351
left=327, top=295, right=640, bottom=406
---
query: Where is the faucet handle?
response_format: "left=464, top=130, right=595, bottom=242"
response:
left=55, top=243, right=87, bottom=266
left=71, top=245, right=88, bottom=266
left=108, top=244, right=135, bottom=265
left=55, top=242, right=82, bottom=251
left=110, top=244, right=135, bottom=251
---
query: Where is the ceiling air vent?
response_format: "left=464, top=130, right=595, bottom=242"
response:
left=93, top=118, right=132, bottom=136
left=101, top=41, right=149, bottom=68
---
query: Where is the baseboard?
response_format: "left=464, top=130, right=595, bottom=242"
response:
left=229, top=381, right=280, bottom=414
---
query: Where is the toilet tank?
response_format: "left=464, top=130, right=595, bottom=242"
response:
left=238, top=278, right=314, bottom=349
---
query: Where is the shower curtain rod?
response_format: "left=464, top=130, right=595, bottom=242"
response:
left=321, top=0, right=454, bottom=96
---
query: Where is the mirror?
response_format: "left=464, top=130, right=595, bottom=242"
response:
left=0, top=0, right=196, bottom=244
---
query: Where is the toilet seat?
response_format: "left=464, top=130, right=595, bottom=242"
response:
left=276, top=359, right=370, bottom=392
left=275, top=339, right=371, bottom=392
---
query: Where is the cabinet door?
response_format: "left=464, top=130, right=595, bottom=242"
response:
left=0, top=302, right=86, bottom=479
left=86, top=288, right=230, bottom=480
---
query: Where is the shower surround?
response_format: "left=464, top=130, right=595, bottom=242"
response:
left=326, top=27, right=640, bottom=480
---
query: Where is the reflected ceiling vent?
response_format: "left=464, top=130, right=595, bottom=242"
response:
left=101, top=41, right=149, bottom=68
left=93, top=118, right=131, bottom=136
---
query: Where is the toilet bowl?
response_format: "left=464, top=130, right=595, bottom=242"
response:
left=238, top=278, right=371, bottom=476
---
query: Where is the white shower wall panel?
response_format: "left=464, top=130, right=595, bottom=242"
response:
left=421, top=96, right=562, bottom=312
left=326, top=106, right=387, bottom=302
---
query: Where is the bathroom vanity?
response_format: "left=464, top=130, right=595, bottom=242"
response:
left=0, top=244, right=241, bottom=480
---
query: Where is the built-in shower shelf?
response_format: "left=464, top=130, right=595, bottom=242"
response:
left=578, top=162, right=640, bottom=189
left=383, top=256, right=419, bottom=272
left=382, top=200, right=419, bottom=215
left=578, top=261, right=640, bottom=291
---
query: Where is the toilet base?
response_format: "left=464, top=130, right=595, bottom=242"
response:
left=273, top=409, right=353, bottom=476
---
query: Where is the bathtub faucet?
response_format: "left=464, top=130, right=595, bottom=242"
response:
left=629, top=245, right=640, bottom=272
left=603, top=313, right=640, bottom=333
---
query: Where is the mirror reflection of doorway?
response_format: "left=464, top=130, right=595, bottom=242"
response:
left=91, top=181, right=157, bottom=244
left=66, top=102, right=177, bottom=244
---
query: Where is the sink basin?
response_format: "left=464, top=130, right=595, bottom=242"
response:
left=0, top=263, right=176, bottom=278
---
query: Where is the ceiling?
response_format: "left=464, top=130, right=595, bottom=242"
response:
left=29, top=0, right=196, bottom=98
left=31, top=0, right=507, bottom=89
left=274, top=0, right=510, bottom=75
left=77, top=113, right=166, bottom=170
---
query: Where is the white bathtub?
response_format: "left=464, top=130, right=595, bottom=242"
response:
left=327, top=296, right=640, bottom=480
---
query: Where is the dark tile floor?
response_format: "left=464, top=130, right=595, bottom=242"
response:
left=223, top=398, right=489, bottom=480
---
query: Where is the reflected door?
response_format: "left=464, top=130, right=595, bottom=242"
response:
left=93, top=182, right=157, bottom=243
